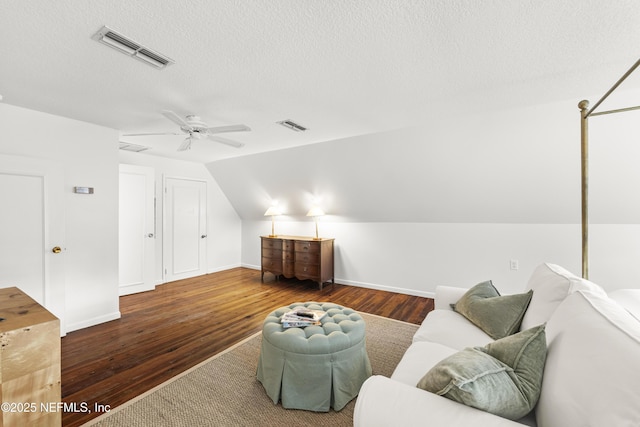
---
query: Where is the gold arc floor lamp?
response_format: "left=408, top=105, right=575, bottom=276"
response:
left=264, top=206, right=281, bottom=237
left=306, top=207, right=325, bottom=239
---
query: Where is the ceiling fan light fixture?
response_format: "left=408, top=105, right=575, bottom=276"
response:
left=277, top=119, right=307, bottom=132
left=91, top=25, right=175, bottom=69
left=177, top=137, right=193, bottom=152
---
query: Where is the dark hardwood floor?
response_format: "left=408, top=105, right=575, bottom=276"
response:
left=61, top=267, right=433, bottom=426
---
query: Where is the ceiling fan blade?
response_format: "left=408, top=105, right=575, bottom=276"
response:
left=177, top=137, right=192, bottom=151
left=207, top=135, right=245, bottom=148
left=161, top=110, right=191, bottom=128
left=122, top=132, right=182, bottom=137
left=206, top=124, right=251, bottom=135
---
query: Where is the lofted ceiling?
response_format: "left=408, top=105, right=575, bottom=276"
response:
left=1, top=1, right=639, bottom=163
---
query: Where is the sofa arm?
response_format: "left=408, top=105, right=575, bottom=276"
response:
left=354, top=376, right=525, bottom=427
left=434, top=285, right=469, bottom=310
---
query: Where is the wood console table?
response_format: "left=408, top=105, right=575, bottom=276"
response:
left=261, top=235, right=335, bottom=290
left=0, top=287, right=61, bottom=427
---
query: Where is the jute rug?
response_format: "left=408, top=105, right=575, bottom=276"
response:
left=85, top=313, right=418, bottom=427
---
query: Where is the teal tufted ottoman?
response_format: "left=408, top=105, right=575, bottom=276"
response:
left=256, top=302, right=372, bottom=412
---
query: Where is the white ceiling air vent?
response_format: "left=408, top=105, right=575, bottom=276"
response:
left=119, top=142, right=151, bottom=152
left=92, top=26, right=174, bottom=69
left=277, top=119, right=307, bottom=132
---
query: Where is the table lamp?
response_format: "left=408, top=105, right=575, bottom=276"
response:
left=306, top=207, right=325, bottom=239
left=264, top=206, right=281, bottom=237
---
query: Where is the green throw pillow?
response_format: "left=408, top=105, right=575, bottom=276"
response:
left=417, top=325, right=547, bottom=420
left=452, top=280, right=533, bottom=340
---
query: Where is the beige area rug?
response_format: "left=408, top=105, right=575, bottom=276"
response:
left=85, top=313, right=419, bottom=427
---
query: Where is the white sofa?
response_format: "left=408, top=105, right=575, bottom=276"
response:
left=354, top=263, right=640, bottom=427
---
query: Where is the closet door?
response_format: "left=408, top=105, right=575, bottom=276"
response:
left=119, top=164, right=156, bottom=295
left=0, top=154, right=66, bottom=332
left=163, top=177, right=207, bottom=282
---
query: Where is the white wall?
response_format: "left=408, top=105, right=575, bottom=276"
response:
left=0, top=103, right=120, bottom=332
left=118, top=151, right=242, bottom=281
left=244, top=220, right=640, bottom=295
left=216, top=92, right=640, bottom=296
left=243, top=220, right=579, bottom=296
left=209, top=99, right=582, bottom=224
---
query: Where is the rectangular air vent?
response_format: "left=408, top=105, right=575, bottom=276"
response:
left=92, top=26, right=174, bottom=69
left=277, top=120, right=308, bottom=132
left=119, top=142, right=151, bottom=152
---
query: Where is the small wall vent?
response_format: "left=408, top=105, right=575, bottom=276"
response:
left=277, top=119, right=307, bottom=132
left=119, top=142, right=151, bottom=152
left=92, top=26, right=174, bottom=69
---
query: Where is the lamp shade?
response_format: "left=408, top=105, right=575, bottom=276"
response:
left=306, top=207, right=325, bottom=217
left=264, top=206, right=281, bottom=216
left=264, top=206, right=281, bottom=237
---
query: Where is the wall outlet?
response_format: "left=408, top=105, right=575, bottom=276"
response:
left=510, top=259, right=519, bottom=271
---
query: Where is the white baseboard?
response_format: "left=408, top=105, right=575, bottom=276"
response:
left=119, top=283, right=155, bottom=296
left=337, top=278, right=435, bottom=299
left=209, top=263, right=242, bottom=273
left=65, top=311, right=121, bottom=334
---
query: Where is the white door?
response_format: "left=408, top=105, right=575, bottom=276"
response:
left=164, top=177, right=207, bottom=282
left=0, top=154, right=66, bottom=332
left=119, top=164, right=156, bottom=295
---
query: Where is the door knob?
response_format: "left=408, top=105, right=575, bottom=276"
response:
left=201, top=235, right=207, bottom=239
left=148, top=233, right=154, bottom=238
left=52, top=246, right=62, bottom=254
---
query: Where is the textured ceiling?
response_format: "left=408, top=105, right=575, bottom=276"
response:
left=1, top=0, right=639, bottom=163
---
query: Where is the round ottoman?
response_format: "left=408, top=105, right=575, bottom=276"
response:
left=256, top=302, right=372, bottom=412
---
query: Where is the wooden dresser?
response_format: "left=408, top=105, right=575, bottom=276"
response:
left=261, top=236, right=335, bottom=290
left=0, top=287, right=61, bottom=427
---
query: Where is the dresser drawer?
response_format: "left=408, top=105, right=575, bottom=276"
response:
left=261, top=248, right=282, bottom=259
left=283, top=240, right=295, bottom=251
left=295, top=252, right=320, bottom=264
left=295, top=241, right=320, bottom=253
left=295, top=262, right=319, bottom=277
left=283, top=251, right=295, bottom=261
left=262, top=257, right=282, bottom=271
left=283, top=261, right=295, bottom=277
left=262, top=239, right=283, bottom=250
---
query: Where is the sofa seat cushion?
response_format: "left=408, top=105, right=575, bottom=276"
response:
left=355, top=376, right=534, bottom=427
left=452, top=280, right=533, bottom=340
left=391, top=341, right=457, bottom=386
left=413, top=309, right=494, bottom=350
left=417, top=325, right=546, bottom=420
left=536, top=290, right=640, bottom=427
left=520, top=263, right=606, bottom=331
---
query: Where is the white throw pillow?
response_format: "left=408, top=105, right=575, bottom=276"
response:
left=536, top=290, right=640, bottom=427
left=520, top=263, right=606, bottom=331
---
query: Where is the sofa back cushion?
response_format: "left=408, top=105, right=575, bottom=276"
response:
left=609, top=289, right=640, bottom=321
left=520, top=263, right=606, bottom=331
left=536, top=290, right=640, bottom=427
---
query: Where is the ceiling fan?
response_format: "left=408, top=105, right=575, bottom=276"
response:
left=123, top=110, right=250, bottom=151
